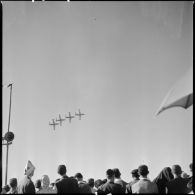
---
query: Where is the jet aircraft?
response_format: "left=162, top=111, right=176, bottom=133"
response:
left=66, top=112, right=74, bottom=123
left=49, top=119, right=59, bottom=130
left=75, top=109, right=85, bottom=120
left=56, top=114, right=66, bottom=126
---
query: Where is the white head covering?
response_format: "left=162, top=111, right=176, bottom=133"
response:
left=24, top=160, right=35, bottom=176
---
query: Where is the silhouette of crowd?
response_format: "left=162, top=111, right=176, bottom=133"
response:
left=1, top=160, right=193, bottom=194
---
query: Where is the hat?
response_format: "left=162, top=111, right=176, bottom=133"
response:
left=172, top=165, right=182, bottom=175
left=138, top=165, right=149, bottom=176
left=9, top=178, right=17, bottom=188
left=25, top=160, right=35, bottom=176
left=57, top=165, right=66, bottom=176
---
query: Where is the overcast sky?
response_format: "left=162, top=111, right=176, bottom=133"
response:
left=2, top=1, right=193, bottom=185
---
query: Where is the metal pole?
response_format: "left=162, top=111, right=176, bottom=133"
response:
left=5, top=84, right=13, bottom=185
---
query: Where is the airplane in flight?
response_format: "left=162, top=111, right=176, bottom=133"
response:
left=56, top=114, right=66, bottom=126
left=66, top=112, right=74, bottom=123
left=75, top=109, right=85, bottom=120
left=49, top=119, right=59, bottom=130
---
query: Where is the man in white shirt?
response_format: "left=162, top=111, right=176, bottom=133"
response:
left=131, top=165, right=158, bottom=194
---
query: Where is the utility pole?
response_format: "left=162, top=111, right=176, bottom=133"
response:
left=4, top=83, right=13, bottom=185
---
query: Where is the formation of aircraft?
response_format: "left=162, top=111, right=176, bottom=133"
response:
left=49, top=109, right=85, bottom=130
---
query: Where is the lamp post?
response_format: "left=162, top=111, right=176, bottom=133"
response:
left=2, top=83, right=13, bottom=185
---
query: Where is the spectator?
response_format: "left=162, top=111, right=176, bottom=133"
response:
left=37, top=175, right=57, bottom=194
left=94, top=179, right=104, bottom=194
left=113, top=168, right=127, bottom=193
left=126, top=169, right=140, bottom=193
left=94, top=179, right=103, bottom=190
left=87, top=178, right=96, bottom=194
left=7, top=178, right=18, bottom=194
left=1, top=185, right=10, bottom=194
left=98, top=169, right=123, bottom=194
left=55, top=164, right=79, bottom=193
left=131, top=165, right=158, bottom=193
left=166, top=164, right=191, bottom=194
left=18, top=160, right=36, bottom=194
left=35, top=179, right=42, bottom=193
left=74, top=173, right=91, bottom=193
left=187, top=163, right=193, bottom=194
left=152, top=167, right=174, bottom=194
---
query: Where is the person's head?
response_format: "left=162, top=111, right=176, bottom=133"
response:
left=57, top=165, right=67, bottom=176
left=87, top=178, right=95, bottom=188
left=171, top=165, right=182, bottom=177
left=1, top=185, right=10, bottom=194
left=41, top=175, right=50, bottom=188
left=138, top=165, right=149, bottom=177
left=35, top=179, right=42, bottom=190
left=181, top=172, right=190, bottom=178
left=189, top=163, right=193, bottom=173
left=74, top=173, right=83, bottom=181
left=161, top=167, right=174, bottom=181
left=113, top=168, right=121, bottom=179
left=9, top=178, right=17, bottom=189
left=106, top=169, right=115, bottom=181
left=131, top=169, right=140, bottom=179
left=94, top=179, right=103, bottom=189
left=102, top=179, right=107, bottom=184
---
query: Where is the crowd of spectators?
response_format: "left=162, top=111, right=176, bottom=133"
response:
left=1, top=160, right=193, bottom=194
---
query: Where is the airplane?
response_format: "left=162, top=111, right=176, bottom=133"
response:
left=75, top=109, right=85, bottom=120
left=56, top=114, right=66, bottom=126
left=49, top=119, right=59, bottom=130
left=66, top=112, right=74, bottom=123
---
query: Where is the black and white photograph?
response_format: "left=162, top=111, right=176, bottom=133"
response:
left=2, top=1, right=193, bottom=194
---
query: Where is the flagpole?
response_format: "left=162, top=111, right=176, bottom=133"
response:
left=5, top=83, right=13, bottom=185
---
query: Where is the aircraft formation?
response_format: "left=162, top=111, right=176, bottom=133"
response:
left=49, top=109, right=85, bottom=130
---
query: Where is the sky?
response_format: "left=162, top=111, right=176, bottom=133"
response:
left=2, top=1, right=193, bottom=186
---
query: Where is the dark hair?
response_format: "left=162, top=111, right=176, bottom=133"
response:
left=94, top=179, right=103, bottom=188
left=35, top=179, right=41, bottom=189
left=138, top=165, right=149, bottom=176
left=106, top=169, right=114, bottom=179
left=102, top=179, right=107, bottom=184
left=88, top=178, right=94, bottom=187
left=57, top=165, right=67, bottom=176
left=131, top=169, right=140, bottom=178
left=74, top=172, right=83, bottom=179
left=189, top=163, right=193, bottom=171
left=2, top=185, right=10, bottom=192
left=113, top=168, right=121, bottom=178
left=172, top=165, right=182, bottom=175
left=9, top=178, right=17, bottom=188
